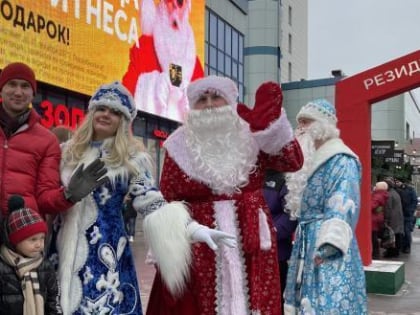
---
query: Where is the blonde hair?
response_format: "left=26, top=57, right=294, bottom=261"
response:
left=62, top=110, right=146, bottom=176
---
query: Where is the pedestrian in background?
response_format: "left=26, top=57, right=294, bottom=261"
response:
left=0, top=195, right=62, bottom=315
left=395, top=178, right=417, bottom=254
left=262, top=169, right=297, bottom=314
left=283, top=99, right=367, bottom=314
left=382, top=176, right=404, bottom=258
left=371, top=181, right=389, bottom=259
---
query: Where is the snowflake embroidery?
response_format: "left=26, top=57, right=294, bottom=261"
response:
left=327, top=193, right=355, bottom=215
left=97, top=270, right=123, bottom=304
left=80, top=292, right=114, bottom=315
left=83, top=266, right=94, bottom=285
left=98, top=186, right=111, bottom=205
left=90, top=226, right=102, bottom=245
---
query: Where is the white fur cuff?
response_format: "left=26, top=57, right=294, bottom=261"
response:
left=315, top=218, right=353, bottom=255
left=252, top=108, right=294, bottom=154
left=284, top=303, right=297, bottom=315
left=143, top=201, right=192, bottom=296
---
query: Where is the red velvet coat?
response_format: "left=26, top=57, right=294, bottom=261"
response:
left=146, top=123, right=303, bottom=315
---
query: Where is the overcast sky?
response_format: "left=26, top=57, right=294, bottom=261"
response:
left=308, top=0, right=420, bottom=80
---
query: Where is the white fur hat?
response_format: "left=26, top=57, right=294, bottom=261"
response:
left=187, top=75, right=238, bottom=107
left=296, top=99, right=337, bottom=126
left=89, top=81, right=137, bottom=121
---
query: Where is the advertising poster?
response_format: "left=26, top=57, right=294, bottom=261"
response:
left=0, top=0, right=205, bottom=121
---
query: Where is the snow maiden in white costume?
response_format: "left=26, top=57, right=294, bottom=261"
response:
left=55, top=81, right=235, bottom=315
left=283, top=99, right=368, bottom=315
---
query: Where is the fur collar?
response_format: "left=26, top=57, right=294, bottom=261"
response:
left=308, top=138, right=358, bottom=179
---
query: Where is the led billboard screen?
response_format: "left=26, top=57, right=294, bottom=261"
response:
left=1, top=0, right=205, bottom=121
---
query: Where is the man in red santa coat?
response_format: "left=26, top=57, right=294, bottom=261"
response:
left=143, top=75, right=304, bottom=315
left=122, top=0, right=204, bottom=122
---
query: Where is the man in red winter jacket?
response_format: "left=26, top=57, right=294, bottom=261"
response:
left=0, top=62, right=107, bottom=218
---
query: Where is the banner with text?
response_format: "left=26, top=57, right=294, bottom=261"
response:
left=0, top=0, right=205, bottom=106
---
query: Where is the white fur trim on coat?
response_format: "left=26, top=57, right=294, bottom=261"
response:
left=143, top=201, right=192, bottom=296
left=258, top=209, right=271, bottom=250
left=309, top=138, right=359, bottom=179
left=252, top=108, right=294, bottom=154
left=315, top=218, right=353, bottom=255
left=284, top=303, right=297, bottom=315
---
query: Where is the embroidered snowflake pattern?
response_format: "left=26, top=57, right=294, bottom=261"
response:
left=90, top=226, right=102, bottom=245
left=79, top=293, right=114, bottom=314
left=327, top=193, right=355, bottom=216
left=83, top=266, right=94, bottom=285
left=98, top=186, right=112, bottom=205
left=97, top=270, right=123, bottom=304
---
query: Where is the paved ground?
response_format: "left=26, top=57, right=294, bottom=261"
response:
left=131, top=218, right=420, bottom=314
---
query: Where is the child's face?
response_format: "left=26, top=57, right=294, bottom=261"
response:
left=15, top=232, right=45, bottom=258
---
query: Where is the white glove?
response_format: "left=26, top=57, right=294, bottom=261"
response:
left=187, top=221, right=237, bottom=251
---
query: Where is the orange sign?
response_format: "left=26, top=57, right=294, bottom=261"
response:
left=0, top=0, right=205, bottom=101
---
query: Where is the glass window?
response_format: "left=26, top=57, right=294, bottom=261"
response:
left=232, top=61, right=238, bottom=80
left=239, top=84, right=244, bottom=102
left=205, top=10, right=244, bottom=100
left=225, top=56, right=232, bottom=76
left=218, top=19, right=224, bottom=50
left=209, top=13, right=217, bottom=45
left=288, top=6, right=292, bottom=26
left=232, top=30, right=238, bottom=60
left=225, top=25, right=232, bottom=55
left=288, top=33, right=292, bottom=53
left=239, top=36, right=243, bottom=63
left=217, top=51, right=225, bottom=72
left=210, top=46, right=217, bottom=67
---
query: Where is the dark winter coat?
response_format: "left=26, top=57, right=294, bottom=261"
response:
left=263, top=171, right=297, bottom=261
left=0, top=256, right=62, bottom=315
left=371, top=190, right=388, bottom=231
left=396, top=185, right=418, bottom=218
left=384, top=187, right=404, bottom=234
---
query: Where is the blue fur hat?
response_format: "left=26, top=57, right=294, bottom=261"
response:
left=296, top=98, right=337, bottom=125
left=89, top=81, right=137, bottom=121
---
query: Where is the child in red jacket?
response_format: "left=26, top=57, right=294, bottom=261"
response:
left=371, top=181, right=389, bottom=259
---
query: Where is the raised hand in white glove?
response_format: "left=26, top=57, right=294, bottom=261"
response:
left=187, top=221, right=237, bottom=250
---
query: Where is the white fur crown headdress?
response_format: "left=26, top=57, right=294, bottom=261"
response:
left=296, top=98, right=337, bottom=126
left=187, top=75, right=238, bottom=107
left=89, top=81, right=137, bottom=121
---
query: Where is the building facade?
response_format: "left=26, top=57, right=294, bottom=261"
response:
left=1, top=0, right=309, bottom=181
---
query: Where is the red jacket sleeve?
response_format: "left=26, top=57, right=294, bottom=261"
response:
left=36, top=137, right=73, bottom=215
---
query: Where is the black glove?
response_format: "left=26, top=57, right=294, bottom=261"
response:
left=64, top=158, right=108, bottom=203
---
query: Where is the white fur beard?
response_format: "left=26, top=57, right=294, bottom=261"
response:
left=285, top=132, right=315, bottom=219
left=184, top=106, right=258, bottom=195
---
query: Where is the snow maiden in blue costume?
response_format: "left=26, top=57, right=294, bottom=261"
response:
left=55, top=81, right=235, bottom=315
left=283, top=99, right=368, bottom=315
